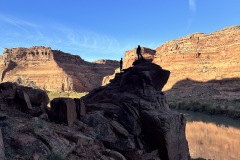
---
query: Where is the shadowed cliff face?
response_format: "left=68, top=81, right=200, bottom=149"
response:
left=0, top=46, right=118, bottom=92
left=51, top=50, right=118, bottom=92
left=1, top=60, right=17, bottom=81
left=165, top=78, right=240, bottom=100
left=165, top=78, right=240, bottom=118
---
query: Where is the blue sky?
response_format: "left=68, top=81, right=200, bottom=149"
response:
left=0, top=0, right=239, bottom=62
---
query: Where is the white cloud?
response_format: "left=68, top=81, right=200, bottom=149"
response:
left=0, top=14, right=38, bottom=32
left=189, top=0, right=196, bottom=13
left=0, top=14, right=137, bottom=61
left=60, top=27, right=120, bottom=54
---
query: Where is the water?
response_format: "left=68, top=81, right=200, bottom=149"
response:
left=177, top=110, right=240, bottom=160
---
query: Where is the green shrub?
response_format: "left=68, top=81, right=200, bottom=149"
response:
left=47, top=91, right=88, bottom=100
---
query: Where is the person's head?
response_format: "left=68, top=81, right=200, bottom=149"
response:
left=121, top=57, right=122, bottom=60
left=138, top=45, right=140, bottom=47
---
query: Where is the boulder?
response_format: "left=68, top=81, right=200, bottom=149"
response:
left=141, top=111, right=189, bottom=160
left=0, top=82, right=15, bottom=90
left=0, top=82, right=17, bottom=102
left=0, top=82, right=49, bottom=115
left=74, top=98, right=86, bottom=119
left=17, top=86, right=49, bottom=113
left=15, top=90, right=33, bottom=113
left=49, top=98, right=77, bottom=126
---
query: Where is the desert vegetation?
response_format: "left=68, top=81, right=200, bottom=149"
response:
left=167, top=96, right=240, bottom=119
left=47, top=91, right=88, bottom=100
left=186, top=121, right=240, bottom=160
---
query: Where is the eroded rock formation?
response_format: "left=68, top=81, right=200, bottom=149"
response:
left=154, top=26, right=240, bottom=91
left=81, top=59, right=190, bottom=160
left=0, top=46, right=118, bottom=92
left=103, top=26, right=240, bottom=102
left=0, top=59, right=190, bottom=160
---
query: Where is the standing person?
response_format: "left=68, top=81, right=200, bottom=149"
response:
left=120, top=57, right=123, bottom=71
left=136, top=45, right=143, bottom=60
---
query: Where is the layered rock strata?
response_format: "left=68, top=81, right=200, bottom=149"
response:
left=104, top=26, right=240, bottom=101
left=154, top=26, right=240, bottom=92
left=0, top=46, right=118, bottom=92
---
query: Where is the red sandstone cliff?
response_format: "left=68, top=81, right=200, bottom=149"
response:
left=0, top=46, right=118, bottom=92
left=154, top=26, right=240, bottom=92
left=104, top=26, right=240, bottom=100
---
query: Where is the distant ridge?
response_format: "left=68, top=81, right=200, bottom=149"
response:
left=0, top=46, right=118, bottom=92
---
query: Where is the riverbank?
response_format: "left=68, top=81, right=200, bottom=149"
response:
left=167, top=95, right=240, bottom=119
left=178, top=110, right=240, bottom=160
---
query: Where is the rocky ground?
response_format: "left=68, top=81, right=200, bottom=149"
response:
left=0, top=60, right=190, bottom=160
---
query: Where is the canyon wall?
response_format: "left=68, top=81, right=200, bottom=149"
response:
left=106, top=26, right=240, bottom=100
left=154, top=26, right=240, bottom=91
left=0, top=46, right=118, bottom=92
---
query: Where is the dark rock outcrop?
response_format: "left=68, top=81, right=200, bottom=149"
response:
left=0, top=59, right=190, bottom=160
left=0, top=97, right=127, bottom=160
left=0, top=82, right=49, bottom=116
left=81, top=59, right=190, bottom=160
left=49, top=98, right=77, bottom=126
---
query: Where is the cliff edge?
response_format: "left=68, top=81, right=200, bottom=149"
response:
left=0, top=46, right=118, bottom=92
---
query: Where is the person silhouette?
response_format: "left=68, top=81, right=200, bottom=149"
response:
left=136, top=45, right=143, bottom=60
left=120, top=57, right=123, bottom=71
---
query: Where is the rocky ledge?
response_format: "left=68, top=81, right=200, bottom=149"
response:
left=0, top=60, right=189, bottom=160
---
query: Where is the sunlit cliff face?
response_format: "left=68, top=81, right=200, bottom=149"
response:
left=0, top=46, right=118, bottom=92
left=120, top=26, right=240, bottom=92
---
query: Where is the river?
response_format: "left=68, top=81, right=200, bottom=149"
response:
left=177, top=110, right=240, bottom=160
